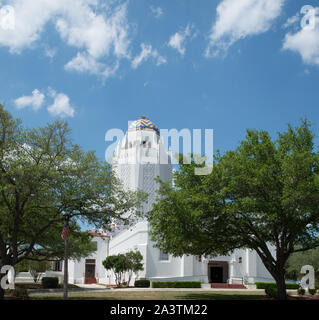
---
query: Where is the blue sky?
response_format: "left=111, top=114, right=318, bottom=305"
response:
left=0, top=0, right=319, bottom=161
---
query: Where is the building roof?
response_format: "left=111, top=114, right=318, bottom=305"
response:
left=88, top=230, right=110, bottom=238
left=128, top=116, right=160, bottom=135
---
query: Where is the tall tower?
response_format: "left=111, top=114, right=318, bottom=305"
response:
left=113, top=116, right=172, bottom=215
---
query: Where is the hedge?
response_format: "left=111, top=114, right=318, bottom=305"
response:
left=41, top=277, right=59, bottom=289
left=152, top=281, right=201, bottom=288
left=255, top=282, right=299, bottom=290
left=265, top=287, right=277, bottom=299
left=134, top=280, right=150, bottom=288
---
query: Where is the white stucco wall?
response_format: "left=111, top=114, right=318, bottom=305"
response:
left=68, top=236, right=109, bottom=284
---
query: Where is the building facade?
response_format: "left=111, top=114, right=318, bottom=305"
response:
left=42, top=116, right=275, bottom=286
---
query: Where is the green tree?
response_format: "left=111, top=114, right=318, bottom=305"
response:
left=102, top=250, right=144, bottom=286
left=102, top=254, right=128, bottom=286
left=125, top=250, right=144, bottom=286
left=0, top=105, right=143, bottom=299
left=146, top=120, right=319, bottom=300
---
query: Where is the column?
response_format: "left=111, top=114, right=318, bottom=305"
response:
left=228, top=259, right=236, bottom=284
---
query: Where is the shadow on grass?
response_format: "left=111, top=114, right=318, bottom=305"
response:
left=30, top=296, right=119, bottom=300
left=175, top=293, right=265, bottom=300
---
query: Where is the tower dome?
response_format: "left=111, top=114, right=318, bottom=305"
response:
left=128, top=116, right=160, bottom=135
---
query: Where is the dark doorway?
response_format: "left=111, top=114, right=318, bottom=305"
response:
left=85, top=259, right=96, bottom=284
left=210, top=266, right=223, bottom=283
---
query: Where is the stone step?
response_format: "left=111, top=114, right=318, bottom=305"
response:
left=211, top=283, right=247, bottom=289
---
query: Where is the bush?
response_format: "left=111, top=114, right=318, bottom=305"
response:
left=134, top=280, right=150, bottom=288
left=41, top=277, right=59, bottom=289
left=297, top=287, right=305, bottom=295
left=152, top=281, right=201, bottom=288
left=255, top=282, right=299, bottom=290
left=308, top=288, right=317, bottom=295
left=8, top=287, right=29, bottom=299
left=265, top=287, right=277, bottom=299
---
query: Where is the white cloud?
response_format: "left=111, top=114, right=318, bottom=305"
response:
left=282, top=13, right=300, bottom=29
left=65, top=52, right=119, bottom=78
left=14, top=89, right=45, bottom=111
left=0, top=0, right=131, bottom=79
left=14, top=87, right=75, bottom=117
left=47, top=88, right=75, bottom=118
left=155, top=54, right=167, bottom=66
left=44, top=45, right=57, bottom=59
left=168, top=24, right=197, bottom=56
left=55, top=2, right=131, bottom=60
left=150, top=6, right=163, bottom=19
left=282, top=8, right=319, bottom=66
left=131, top=43, right=166, bottom=69
left=205, top=0, right=285, bottom=57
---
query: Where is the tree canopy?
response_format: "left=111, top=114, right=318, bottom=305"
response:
left=102, top=250, right=144, bottom=286
left=0, top=105, right=144, bottom=298
left=146, top=119, right=319, bottom=300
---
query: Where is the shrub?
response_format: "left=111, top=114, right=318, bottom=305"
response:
left=152, top=281, right=201, bottom=288
left=11, top=287, right=29, bottom=299
left=41, top=277, right=59, bottom=289
left=308, top=288, right=317, bottom=295
left=255, top=282, right=299, bottom=290
left=265, top=287, right=277, bottom=299
left=134, top=280, right=150, bottom=288
left=297, top=287, right=305, bottom=295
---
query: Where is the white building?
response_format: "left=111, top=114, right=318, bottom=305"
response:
left=47, top=116, right=275, bottom=286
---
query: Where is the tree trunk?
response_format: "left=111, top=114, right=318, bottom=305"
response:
left=0, top=262, right=5, bottom=300
left=0, top=278, right=4, bottom=300
left=275, top=272, right=287, bottom=300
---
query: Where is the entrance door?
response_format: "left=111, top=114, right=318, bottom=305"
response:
left=85, top=259, right=96, bottom=284
left=210, top=266, right=223, bottom=283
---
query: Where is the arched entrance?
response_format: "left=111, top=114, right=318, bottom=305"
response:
left=208, top=261, right=228, bottom=283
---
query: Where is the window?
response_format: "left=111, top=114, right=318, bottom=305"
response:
left=53, top=260, right=62, bottom=272
left=159, top=249, right=169, bottom=261
left=85, top=259, right=96, bottom=264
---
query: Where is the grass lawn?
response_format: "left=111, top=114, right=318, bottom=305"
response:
left=29, top=290, right=267, bottom=300
left=15, top=282, right=79, bottom=289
